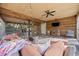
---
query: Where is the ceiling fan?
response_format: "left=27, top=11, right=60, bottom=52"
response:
left=42, top=10, right=55, bottom=18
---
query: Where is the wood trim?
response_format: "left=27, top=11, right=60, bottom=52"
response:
left=46, top=15, right=76, bottom=22
left=0, top=7, right=41, bottom=23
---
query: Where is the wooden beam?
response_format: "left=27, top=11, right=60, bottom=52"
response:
left=46, top=15, right=76, bottom=22
left=0, top=7, right=41, bottom=23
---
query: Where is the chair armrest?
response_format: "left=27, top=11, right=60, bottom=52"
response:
left=10, top=51, right=19, bottom=56
left=63, top=47, right=69, bottom=56
left=64, top=46, right=76, bottom=56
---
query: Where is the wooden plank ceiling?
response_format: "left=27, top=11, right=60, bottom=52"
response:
left=0, top=3, right=79, bottom=23
left=0, top=7, right=42, bottom=23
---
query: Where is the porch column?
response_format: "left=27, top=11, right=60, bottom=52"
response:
left=41, top=22, right=46, bottom=35
left=0, top=17, right=5, bottom=40
left=77, top=14, right=79, bottom=40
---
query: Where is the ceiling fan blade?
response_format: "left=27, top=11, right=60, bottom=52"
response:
left=49, top=13, right=54, bottom=16
left=42, top=14, right=47, bottom=16
left=45, top=10, right=49, bottom=13
left=46, top=14, right=48, bottom=18
left=50, top=11, right=55, bottom=13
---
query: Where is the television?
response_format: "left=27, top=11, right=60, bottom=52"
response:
left=51, top=22, right=60, bottom=27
